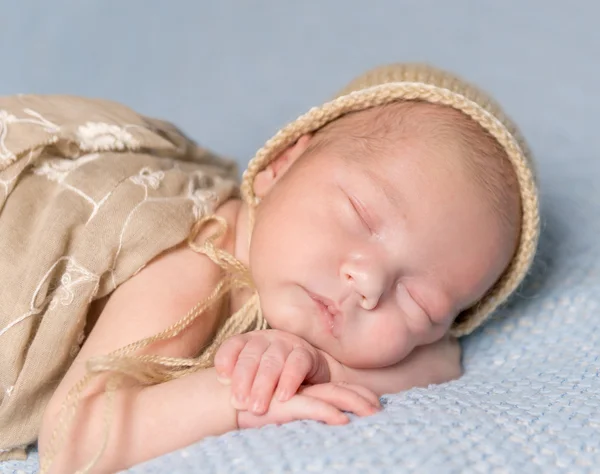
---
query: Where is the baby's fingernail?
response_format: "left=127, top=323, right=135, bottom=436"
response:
left=231, top=395, right=247, bottom=410
left=276, top=390, right=289, bottom=401
left=252, top=400, right=265, bottom=414
left=216, top=374, right=231, bottom=385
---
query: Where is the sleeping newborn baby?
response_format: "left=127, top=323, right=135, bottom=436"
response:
left=0, top=63, right=539, bottom=472
left=214, top=98, right=525, bottom=420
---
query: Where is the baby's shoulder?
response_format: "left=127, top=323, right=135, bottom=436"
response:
left=86, top=198, right=243, bottom=351
left=189, top=198, right=242, bottom=252
left=109, top=198, right=242, bottom=313
left=148, top=198, right=242, bottom=291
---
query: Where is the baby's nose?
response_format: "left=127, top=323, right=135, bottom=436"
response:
left=341, top=262, right=386, bottom=310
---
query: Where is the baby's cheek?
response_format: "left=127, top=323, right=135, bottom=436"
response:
left=261, top=291, right=306, bottom=336
left=357, top=316, right=413, bottom=367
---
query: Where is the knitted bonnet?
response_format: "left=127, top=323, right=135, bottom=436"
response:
left=241, top=63, right=540, bottom=337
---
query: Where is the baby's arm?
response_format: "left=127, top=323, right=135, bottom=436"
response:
left=39, top=216, right=237, bottom=472
left=41, top=367, right=237, bottom=473
left=325, top=334, right=463, bottom=396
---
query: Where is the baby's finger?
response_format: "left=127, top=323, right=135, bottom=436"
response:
left=275, top=347, right=313, bottom=402
left=300, top=383, right=380, bottom=417
left=286, top=395, right=349, bottom=426
left=230, top=336, right=270, bottom=410
left=336, top=382, right=381, bottom=408
left=248, top=341, right=289, bottom=415
left=214, top=335, right=249, bottom=383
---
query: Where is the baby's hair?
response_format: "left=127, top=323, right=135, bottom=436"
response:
left=303, top=100, right=522, bottom=247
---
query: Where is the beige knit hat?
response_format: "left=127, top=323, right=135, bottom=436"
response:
left=241, top=63, right=540, bottom=337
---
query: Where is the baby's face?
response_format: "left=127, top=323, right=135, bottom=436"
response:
left=248, top=134, right=515, bottom=369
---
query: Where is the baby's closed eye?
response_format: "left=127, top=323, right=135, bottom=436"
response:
left=347, top=194, right=375, bottom=235
left=395, top=283, right=432, bottom=326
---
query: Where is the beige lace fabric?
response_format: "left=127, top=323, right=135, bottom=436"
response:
left=0, top=95, right=238, bottom=460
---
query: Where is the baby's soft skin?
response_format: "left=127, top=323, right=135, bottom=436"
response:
left=39, top=102, right=519, bottom=473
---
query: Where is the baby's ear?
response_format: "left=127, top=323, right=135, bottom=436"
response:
left=253, top=134, right=312, bottom=198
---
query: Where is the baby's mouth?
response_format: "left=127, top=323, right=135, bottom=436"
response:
left=305, top=290, right=342, bottom=337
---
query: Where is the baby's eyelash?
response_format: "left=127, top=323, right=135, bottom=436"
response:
left=348, top=196, right=372, bottom=233
left=399, top=283, right=434, bottom=324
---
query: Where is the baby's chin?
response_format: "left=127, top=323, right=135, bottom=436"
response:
left=334, top=350, right=400, bottom=369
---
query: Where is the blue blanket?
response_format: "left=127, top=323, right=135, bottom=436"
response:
left=2, top=1, right=598, bottom=472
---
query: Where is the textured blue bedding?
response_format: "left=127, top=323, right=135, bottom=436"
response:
left=1, top=1, right=598, bottom=472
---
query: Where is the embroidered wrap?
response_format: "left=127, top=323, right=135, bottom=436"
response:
left=0, top=95, right=238, bottom=460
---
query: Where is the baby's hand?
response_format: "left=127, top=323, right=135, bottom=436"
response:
left=214, top=329, right=330, bottom=415
left=237, top=382, right=381, bottom=429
